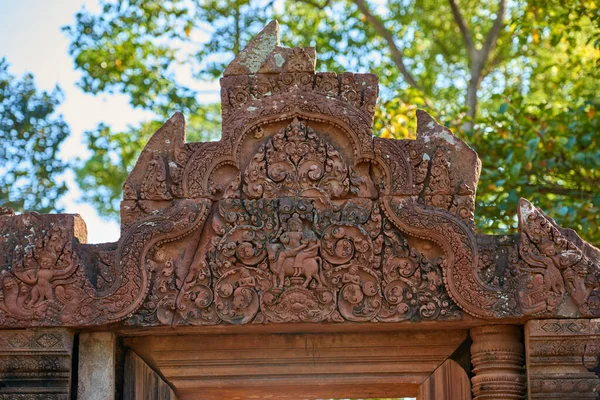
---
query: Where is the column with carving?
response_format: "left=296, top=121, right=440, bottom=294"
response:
left=526, top=319, right=600, bottom=399
left=470, top=325, right=527, bottom=399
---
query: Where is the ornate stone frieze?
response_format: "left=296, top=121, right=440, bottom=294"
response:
left=165, top=196, right=459, bottom=326
left=373, top=110, right=480, bottom=229
left=0, top=20, right=599, bottom=329
left=122, top=117, right=462, bottom=326
left=526, top=319, right=600, bottom=399
left=243, top=118, right=363, bottom=199
left=0, top=329, right=73, bottom=399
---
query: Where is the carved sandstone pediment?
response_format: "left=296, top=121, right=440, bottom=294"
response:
left=0, top=20, right=598, bottom=328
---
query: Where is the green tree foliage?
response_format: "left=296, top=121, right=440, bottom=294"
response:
left=0, top=59, right=69, bottom=213
left=64, top=0, right=600, bottom=243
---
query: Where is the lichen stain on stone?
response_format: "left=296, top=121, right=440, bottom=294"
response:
left=239, top=38, right=278, bottom=73
left=274, top=53, right=285, bottom=68
left=519, top=198, right=536, bottom=220
left=499, top=235, right=511, bottom=243
left=433, top=130, right=457, bottom=146
left=227, top=21, right=280, bottom=75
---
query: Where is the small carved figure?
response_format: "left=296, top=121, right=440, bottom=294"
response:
left=266, top=213, right=325, bottom=289
left=518, top=244, right=565, bottom=314
left=517, top=198, right=598, bottom=316
left=517, top=274, right=551, bottom=315
left=238, top=269, right=256, bottom=288
left=21, top=250, right=57, bottom=307
left=342, top=265, right=361, bottom=285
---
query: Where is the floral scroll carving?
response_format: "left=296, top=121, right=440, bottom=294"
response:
left=121, top=113, right=463, bottom=326
left=168, top=195, right=460, bottom=326
left=243, top=118, right=362, bottom=199
left=381, top=196, right=511, bottom=319
left=1, top=20, right=600, bottom=332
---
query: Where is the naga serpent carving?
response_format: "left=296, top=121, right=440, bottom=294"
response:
left=0, top=200, right=211, bottom=327
left=0, top=21, right=598, bottom=328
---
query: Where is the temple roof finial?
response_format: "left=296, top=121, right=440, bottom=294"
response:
left=223, top=20, right=316, bottom=76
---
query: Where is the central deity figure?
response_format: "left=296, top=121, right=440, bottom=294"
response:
left=266, top=213, right=325, bottom=289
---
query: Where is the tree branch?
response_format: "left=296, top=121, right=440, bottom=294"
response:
left=448, top=0, right=474, bottom=56
left=536, top=185, right=597, bottom=198
left=452, top=0, right=507, bottom=131
left=297, top=0, right=331, bottom=9
left=351, top=0, right=421, bottom=90
left=418, top=17, right=454, bottom=63
left=481, top=0, right=507, bottom=63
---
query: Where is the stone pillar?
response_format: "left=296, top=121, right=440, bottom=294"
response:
left=78, top=332, right=117, bottom=400
left=525, top=319, right=600, bottom=399
left=470, top=325, right=526, bottom=400
left=0, top=329, right=73, bottom=399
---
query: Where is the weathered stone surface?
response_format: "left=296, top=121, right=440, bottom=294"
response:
left=0, top=213, right=89, bottom=325
left=77, top=332, right=116, bottom=400
left=0, top=200, right=211, bottom=327
left=0, top=329, right=73, bottom=399
left=526, top=318, right=600, bottom=399
left=2, top=18, right=600, bottom=400
left=223, top=20, right=316, bottom=77
left=0, top=21, right=598, bottom=332
left=517, top=199, right=600, bottom=318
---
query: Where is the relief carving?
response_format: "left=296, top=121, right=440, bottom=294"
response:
left=517, top=198, right=600, bottom=317
left=0, top=329, right=73, bottom=399
left=1, top=20, right=599, bottom=332
left=244, top=118, right=362, bottom=199
left=140, top=154, right=172, bottom=200
left=0, top=200, right=212, bottom=327
left=526, top=319, right=600, bottom=399
left=1, top=225, right=78, bottom=318
left=166, top=194, right=460, bottom=326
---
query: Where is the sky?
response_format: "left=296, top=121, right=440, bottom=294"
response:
left=0, top=0, right=219, bottom=243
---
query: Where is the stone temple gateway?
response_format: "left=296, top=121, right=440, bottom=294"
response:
left=0, top=21, right=599, bottom=400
